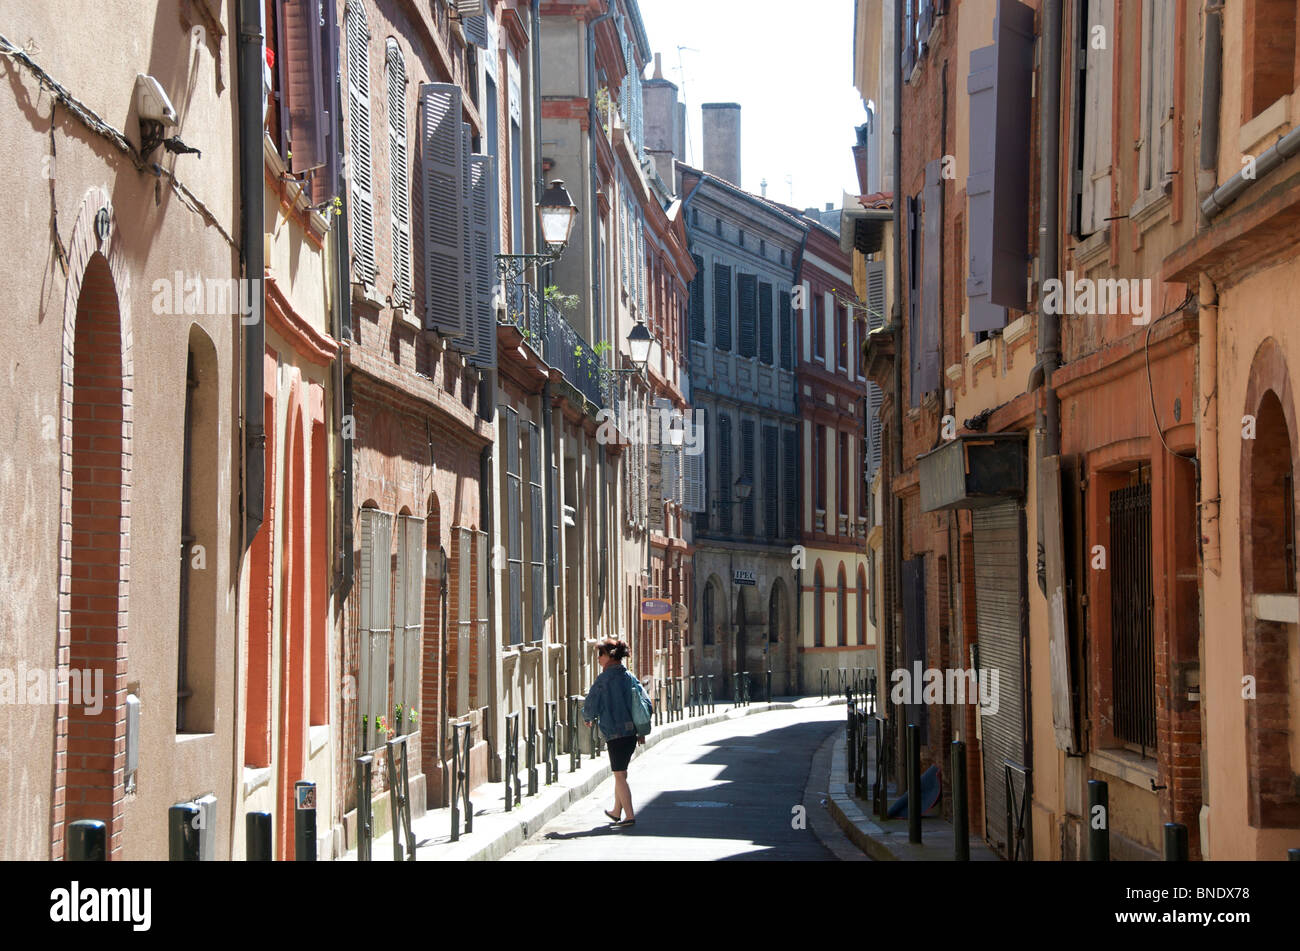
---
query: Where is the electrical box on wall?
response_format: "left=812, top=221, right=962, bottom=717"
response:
left=125, top=694, right=140, bottom=792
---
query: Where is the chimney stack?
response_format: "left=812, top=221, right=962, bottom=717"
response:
left=701, top=103, right=742, bottom=186
left=641, top=52, right=681, bottom=186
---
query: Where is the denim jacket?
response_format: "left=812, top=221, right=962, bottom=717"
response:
left=582, top=663, right=640, bottom=741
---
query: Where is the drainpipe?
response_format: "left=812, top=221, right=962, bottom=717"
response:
left=480, top=443, right=496, bottom=755
left=237, top=0, right=265, bottom=550
left=1199, top=274, right=1221, bottom=575
left=331, top=78, right=355, bottom=596
left=1035, top=0, right=1063, bottom=598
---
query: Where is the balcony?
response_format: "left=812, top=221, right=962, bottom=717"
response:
left=501, top=282, right=606, bottom=409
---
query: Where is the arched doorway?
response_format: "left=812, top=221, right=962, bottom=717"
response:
left=276, top=409, right=308, bottom=859
left=61, top=252, right=129, bottom=857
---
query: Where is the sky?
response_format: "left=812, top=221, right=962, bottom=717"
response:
left=636, top=0, right=867, bottom=213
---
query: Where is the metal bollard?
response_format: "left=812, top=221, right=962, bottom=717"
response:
left=766, top=669, right=772, bottom=703
left=952, top=741, right=969, bottom=861
left=169, top=803, right=200, bottom=861
left=502, top=713, right=519, bottom=814
left=1088, top=779, right=1109, bottom=861
left=68, top=819, right=106, bottom=861
left=356, top=754, right=373, bottom=860
left=526, top=705, right=538, bottom=797
left=294, top=781, right=316, bottom=861
left=460, top=722, right=475, bottom=833
left=1163, top=822, right=1188, bottom=861
left=707, top=674, right=715, bottom=712
left=569, top=696, right=581, bottom=772
left=246, top=811, right=272, bottom=861
left=846, top=697, right=857, bottom=780
left=907, top=724, right=922, bottom=844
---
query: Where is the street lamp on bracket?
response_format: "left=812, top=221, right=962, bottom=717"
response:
left=494, top=179, right=580, bottom=285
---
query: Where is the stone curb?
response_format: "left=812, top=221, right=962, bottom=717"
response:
left=824, top=728, right=900, bottom=861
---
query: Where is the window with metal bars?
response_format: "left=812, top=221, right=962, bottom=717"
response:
left=1109, top=475, right=1156, bottom=752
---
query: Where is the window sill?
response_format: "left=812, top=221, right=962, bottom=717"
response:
left=397, top=306, right=422, bottom=332
left=1129, top=187, right=1171, bottom=233
left=1089, top=746, right=1158, bottom=791
left=1238, top=94, right=1291, bottom=159
left=1003, top=312, right=1034, bottom=347
left=1254, top=592, right=1299, bottom=623
left=242, top=765, right=273, bottom=796
left=352, top=281, right=386, bottom=311
left=1074, top=226, right=1111, bottom=271
left=967, top=337, right=994, bottom=369
left=310, top=724, right=330, bottom=757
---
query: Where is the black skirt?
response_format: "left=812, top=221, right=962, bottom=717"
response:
left=607, top=735, right=636, bottom=772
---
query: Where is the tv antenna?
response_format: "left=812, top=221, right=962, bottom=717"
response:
left=674, top=46, right=699, bottom=165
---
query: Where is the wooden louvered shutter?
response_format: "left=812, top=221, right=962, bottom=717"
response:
left=503, top=408, right=523, bottom=645
left=718, top=415, right=732, bottom=533
left=763, top=425, right=779, bottom=540
left=919, top=158, right=942, bottom=396
left=527, top=422, right=545, bottom=639
left=1078, top=0, right=1113, bottom=235
left=737, top=274, right=757, bottom=358
left=714, top=263, right=732, bottom=351
left=684, top=410, right=706, bottom=514
left=867, top=382, right=883, bottom=482
left=778, top=290, right=792, bottom=369
left=741, top=420, right=755, bottom=536
left=277, top=0, right=327, bottom=173
left=419, top=83, right=468, bottom=337
left=318, top=0, right=342, bottom=201
left=782, top=428, right=798, bottom=539
left=458, top=123, right=475, bottom=349
left=386, top=41, right=411, bottom=306
left=866, top=261, right=886, bottom=330
left=467, top=154, right=498, bottom=368
left=347, top=2, right=376, bottom=285
left=758, top=281, right=774, bottom=364
left=689, top=254, right=706, bottom=341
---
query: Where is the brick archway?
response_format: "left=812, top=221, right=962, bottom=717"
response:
left=52, top=188, right=133, bottom=860
left=1240, top=337, right=1300, bottom=829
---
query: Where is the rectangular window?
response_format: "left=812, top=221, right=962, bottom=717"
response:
left=358, top=508, right=393, bottom=751
left=838, top=431, right=849, bottom=518
left=1243, top=1, right=1298, bottom=121
left=503, top=408, right=523, bottom=645
left=1072, top=0, right=1114, bottom=237
left=1109, top=475, right=1156, bottom=751
left=527, top=422, right=545, bottom=642
left=393, top=514, right=424, bottom=736
left=837, top=305, right=849, bottom=370
left=510, top=119, right=524, bottom=253
left=738, top=273, right=757, bottom=358
left=778, top=290, right=793, bottom=370
left=718, top=415, right=733, bottom=534
left=741, top=420, right=756, bottom=536
left=813, top=295, right=826, bottom=362
left=816, top=425, right=827, bottom=513
left=782, top=429, right=798, bottom=539
left=763, top=425, right=779, bottom=540
left=759, top=282, right=774, bottom=364
left=1135, top=0, right=1176, bottom=200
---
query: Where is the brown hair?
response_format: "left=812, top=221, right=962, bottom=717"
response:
left=597, top=638, right=629, bottom=662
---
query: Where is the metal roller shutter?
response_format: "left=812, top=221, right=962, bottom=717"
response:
left=972, top=499, right=1028, bottom=859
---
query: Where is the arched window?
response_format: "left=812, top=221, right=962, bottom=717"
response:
left=857, top=564, right=869, bottom=647
left=813, top=563, right=825, bottom=648
left=386, top=39, right=411, bottom=305
left=837, top=565, right=847, bottom=647
left=703, top=583, right=716, bottom=646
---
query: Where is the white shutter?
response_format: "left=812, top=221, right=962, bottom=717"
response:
left=467, top=154, right=498, bottom=368
left=386, top=41, right=411, bottom=306
left=346, top=1, right=376, bottom=285
left=458, top=122, right=475, bottom=349
left=419, top=83, right=468, bottom=337
left=454, top=0, right=485, bottom=14
left=358, top=509, right=392, bottom=749
left=1137, top=0, right=1175, bottom=195
left=1080, top=0, right=1113, bottom=234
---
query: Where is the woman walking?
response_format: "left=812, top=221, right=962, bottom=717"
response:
left=582, top=638, right=647, bottom=827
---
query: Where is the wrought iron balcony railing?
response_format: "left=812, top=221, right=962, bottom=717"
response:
left=500, top=281, right=606, bottom=409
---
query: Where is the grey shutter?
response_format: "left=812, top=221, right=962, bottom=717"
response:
left=527, top=422, right=544, bottom=639
left=782, top=428, right=798, bottom=539
left=718, top=414, right=732, bottom=534
left=462, top=15, right=489, bottom=49
left=907, top=196, right=923, bottom=406
left=778, top=290, right=793, bottom=369
left=347, top=1, right=376, bottom=285
left=966, top=0, right=1034, bottom=330
left=420, top=83, right=468, bottom=337
left=738, top=274, right=757, bottom=358
left=866, top=260, right=886, bottom=330
left=683, top=413, right=706, bottom=513
left=759, top=281, right=774, bottom=364
left=693, top=408, right=710, bottom=532
left=467, top=153, right=498, bottom=368
left=972, top=500, right=1027, bottom=858
left=867, top=382, right=883, bottom=481
left=920, top=159, right=942, bottom=396
left=458, top=123, right=475, bottom=349
left=901, top=557, right=928, bottom=744
left=902, top=0, right=916, bottom=77
left=277, top=0, right=327, bottom=173
left=503, top=408, right=523, bottom=645
left=741, top=420, right=755, bottom=536
left=713, top=263, right=732, bottom=351
left=1076, top=0, right=1113, bottom=235
left=689, top=254, right=706, bottom=341
left=763, top=425, right=779, bottom=540
left=387, top=41, right=411, bottom=306
left=318, top=0, right=341, bottom=200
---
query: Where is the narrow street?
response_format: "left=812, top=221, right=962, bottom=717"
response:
left=502, top=705, right=862, bottom=861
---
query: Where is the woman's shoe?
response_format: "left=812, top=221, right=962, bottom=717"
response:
left=613, top=818, right=636, bottom=828
left=604, top=809, right=621, bottom=823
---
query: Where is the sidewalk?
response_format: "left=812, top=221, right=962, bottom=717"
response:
left=339, top=695, right=844, bottom=862
left=825, top=722, right=1000, bottom=861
